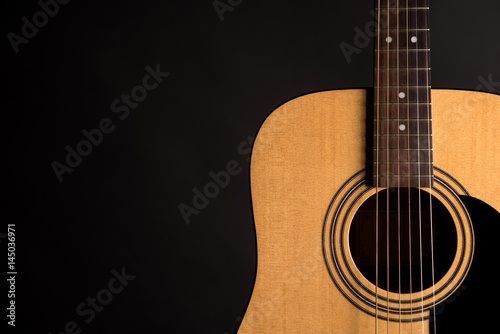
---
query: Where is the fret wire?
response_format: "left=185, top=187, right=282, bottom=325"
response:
left=374, top=162, right=432, bottom=165
left=378, top=29, right=429, bottom=31
left=377, top=103, right=431, bottom=105
left=374, top=85, right=431, bottom=88
left=374, top=49, right=430, bottom=52
left=377, top=0, right=430, bottom=5
left=377, top=118, right=432, bottom=120
left=374, top=148, right=433, bottom=151
left=378, top=102, right=431, bottom=106
left=377, top=7, right=429, bottom=10
left=375, top=134, right=432, bottom=137
left=378, top=174, right=434, bottom=178
left=377, top=174, right=434, bottom=176
left=381, top=7, right=429, bottom=10
left=375, top=68, right=431, bottom=70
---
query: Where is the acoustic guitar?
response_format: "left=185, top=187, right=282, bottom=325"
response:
left=238, top=0, right=500, bottom=333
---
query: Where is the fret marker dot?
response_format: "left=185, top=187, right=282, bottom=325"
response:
left=399, top=92, right=406, bottom=99
left=399, top=124, right=406, bottom=131
left=411, top=36, right=418, bottom=43
left=386, top=36, right=393, bottom=43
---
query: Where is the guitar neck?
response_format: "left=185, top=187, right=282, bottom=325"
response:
left=373, top=0, right=433, bottom=188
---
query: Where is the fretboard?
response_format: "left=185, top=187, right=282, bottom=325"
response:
left=373, top=0, right=433, bottom=188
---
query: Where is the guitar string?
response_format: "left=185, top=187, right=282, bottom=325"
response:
left=414, top=3, right=426, bottom=333
left=385, top=0, right=390, bottom=332
left=405, top=1, right=413, bottom=333
left=423, top=1, right=438, bottom=331
left=375, top=1, right=381, bottom=332
left=396, top=1, right=402, bottom=332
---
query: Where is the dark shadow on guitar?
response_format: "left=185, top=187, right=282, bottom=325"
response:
left=430, top=195, right=500, bottom=333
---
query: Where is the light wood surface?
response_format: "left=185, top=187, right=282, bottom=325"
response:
left=238, top=89, right=500, bottom=333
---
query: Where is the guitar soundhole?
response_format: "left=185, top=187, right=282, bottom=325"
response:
left=349, top=188, right=457, bottom=294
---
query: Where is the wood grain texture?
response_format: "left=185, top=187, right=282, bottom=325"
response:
left=238, top=89, right=500, bottom=333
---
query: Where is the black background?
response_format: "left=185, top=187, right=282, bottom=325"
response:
left=1, top=0, right=499, bottom=333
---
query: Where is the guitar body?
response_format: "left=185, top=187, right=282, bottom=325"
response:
left=239, top=89, right=500, bottom=333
